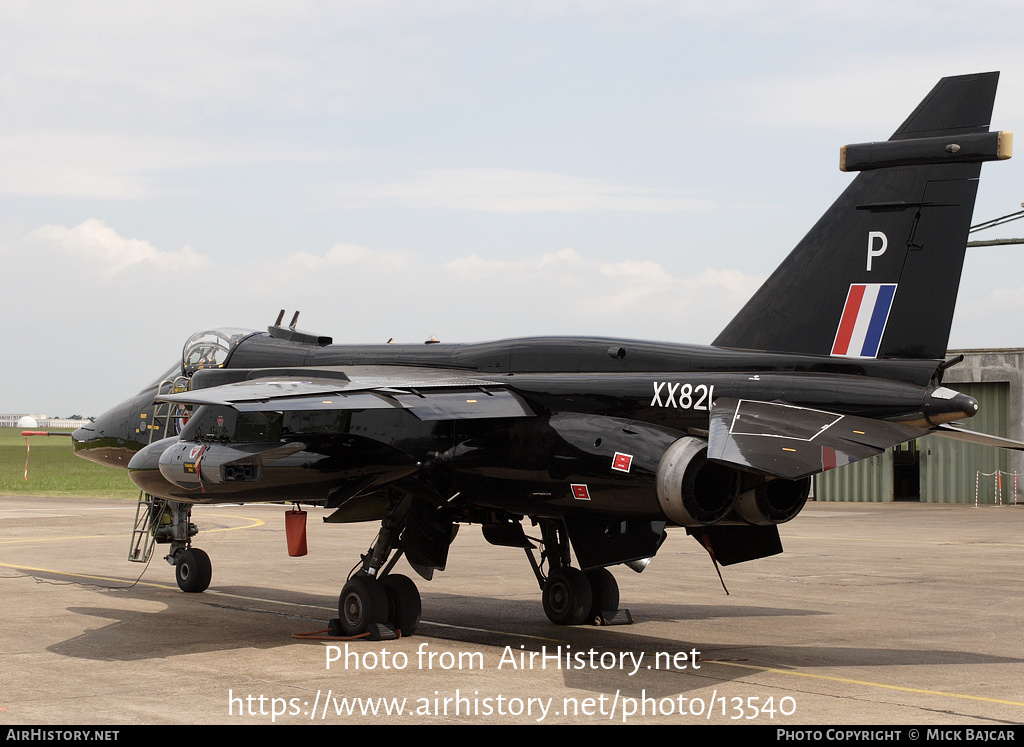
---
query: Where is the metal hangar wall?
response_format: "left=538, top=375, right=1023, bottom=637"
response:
left=814, top=349, right=1024, bottom=504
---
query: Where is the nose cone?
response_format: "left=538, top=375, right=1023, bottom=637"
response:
left=72, top=393, right=156, bottom=469
left=71, top=422, right=95, bottom=446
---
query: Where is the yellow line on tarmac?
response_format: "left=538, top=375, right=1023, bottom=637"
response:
left=0, top=560, right=175, bottom=589
left=706, top=658, right=1024, bottom=708
left=200, top=512, right=267, bottom=532
left=0, top=513, right=265, bottom=544
left=0, top=534, right=117, bottom=545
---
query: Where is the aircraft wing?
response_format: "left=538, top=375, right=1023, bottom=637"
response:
left=157, top=369, right=535, bottom=421
left=707, top=398, right=929, bottom=480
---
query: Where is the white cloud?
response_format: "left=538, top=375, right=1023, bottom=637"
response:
left=8, top=212, right=1024, bottom=415
left=24, top=219, right=209, bottom=277
left=3, top=219, right=762, bottom=413
left=439, top=243, right=763, bottom=332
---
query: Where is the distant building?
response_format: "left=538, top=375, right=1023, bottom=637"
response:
left=815, top=349, right=1024, bottom=505
left=0, top=414, right=90, bottom=429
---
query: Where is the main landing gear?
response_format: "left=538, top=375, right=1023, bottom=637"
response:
left=338, top=572, right=421, bottom=638
left=334, top=499, right=422, bottom=639
left=541, top=566, right=620, bottom=625
left=538, top=521, right=624, bottom=626
left=334, top=498, right=629, bottom=636
left=506, top=519, right=627, bottom=626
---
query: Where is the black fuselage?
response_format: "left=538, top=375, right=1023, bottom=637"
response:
left=75, top=333, right=957, bottom=524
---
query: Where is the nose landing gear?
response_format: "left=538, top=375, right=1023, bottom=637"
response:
left=175, top=547, right=212, bottom=593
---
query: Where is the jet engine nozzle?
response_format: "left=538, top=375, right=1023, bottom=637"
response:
left=734, top=477, right=811, bottom=525
left=655, top=437, right=740, bottom=526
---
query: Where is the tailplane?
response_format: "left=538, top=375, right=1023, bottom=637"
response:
left=713, top=72, right=1011, bottom=360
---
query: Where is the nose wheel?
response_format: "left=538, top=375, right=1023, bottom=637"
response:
left=175, top=548, right=212, bottom=593
left=153, top=500, right=210, bottom=593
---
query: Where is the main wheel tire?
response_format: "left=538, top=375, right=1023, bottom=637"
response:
left=542, top=566, right=593, bottom=626
left=338, top=575, right=388, bottom=636
left=175, top=548, right=212, bottom=593
left=584, top=567, right=619, bottom=622
left=381, top=574, right=421, bottom=637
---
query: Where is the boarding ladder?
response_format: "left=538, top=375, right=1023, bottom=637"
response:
left=128, top=375, right=192, bottom=563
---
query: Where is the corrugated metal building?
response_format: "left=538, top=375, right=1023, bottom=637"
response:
left=815, top=349, right=1024, bottom=504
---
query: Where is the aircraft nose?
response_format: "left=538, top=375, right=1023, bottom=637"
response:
left=71, top=422, right=95, bottom=446
left=71, top=409, right=106, bottom=448
left=71, top=410, right=123, bottom=467
left=71, top=394, right=152, bottom=468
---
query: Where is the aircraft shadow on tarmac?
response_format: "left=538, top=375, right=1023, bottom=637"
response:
left=43, top=580, right=1024, bottom=701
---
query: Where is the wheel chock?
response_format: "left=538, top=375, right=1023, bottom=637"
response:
left=325, top=619, right=399, bottom=640
left=595, top=609, right=633, bottom=626
left=367, top=623, right=398, bottom=641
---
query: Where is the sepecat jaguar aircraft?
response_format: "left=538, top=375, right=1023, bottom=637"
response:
left=73, top=72, right=1020, bottom=638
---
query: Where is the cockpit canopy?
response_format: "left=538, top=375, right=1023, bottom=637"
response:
left=183, top=328, right=257, bottom=375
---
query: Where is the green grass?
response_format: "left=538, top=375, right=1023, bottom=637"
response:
left=0, top=427, right=138, bottom=499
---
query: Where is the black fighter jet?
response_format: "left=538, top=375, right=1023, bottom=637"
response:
left=73, top=72, right=1019, bottom=637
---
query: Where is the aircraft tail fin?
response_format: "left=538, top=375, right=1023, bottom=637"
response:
left=713, top=72, right=1010, bottom=361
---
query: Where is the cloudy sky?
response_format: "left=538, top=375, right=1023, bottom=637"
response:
left=3, top=1, right=1024, bottom=416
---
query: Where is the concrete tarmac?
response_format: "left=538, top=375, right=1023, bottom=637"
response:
left=1, top=494, right=1023, bottom=726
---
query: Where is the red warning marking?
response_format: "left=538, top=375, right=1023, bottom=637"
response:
left=612, top=452, right=633, bottom=472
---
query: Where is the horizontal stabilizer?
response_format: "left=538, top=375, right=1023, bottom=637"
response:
left=708, top=398, right=928, bottom=479
left=929, top=424, right=1024, bottom=451
left=840, top=131, right=1012, bottom=171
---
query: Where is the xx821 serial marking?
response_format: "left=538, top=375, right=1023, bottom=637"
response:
left=649, top=382, right=715, bottom=410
